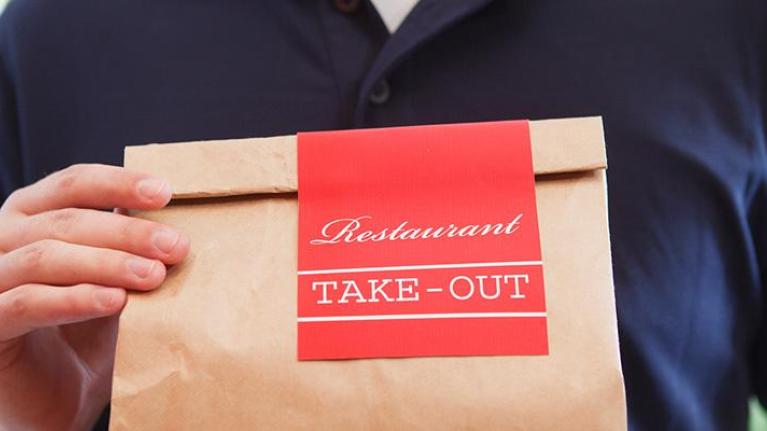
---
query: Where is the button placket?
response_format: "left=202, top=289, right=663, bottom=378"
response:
left=369, top=79, right=391, bottom=105
left=333, top=0, right=361, bottom=13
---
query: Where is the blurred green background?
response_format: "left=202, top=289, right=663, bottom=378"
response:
left=754, top=401, right=767, bottom=431
left=0, top=0, right=765, bottom=429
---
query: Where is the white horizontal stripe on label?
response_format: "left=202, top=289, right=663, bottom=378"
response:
left=297, top=260, right=543, bottom=276
left=297, top=311, right=547, bottom=323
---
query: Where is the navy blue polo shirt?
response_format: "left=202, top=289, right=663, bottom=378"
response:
left=1, top=1, right=766, bottom=430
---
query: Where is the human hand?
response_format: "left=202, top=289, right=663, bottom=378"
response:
left=0, top=164, right=189, bottom=430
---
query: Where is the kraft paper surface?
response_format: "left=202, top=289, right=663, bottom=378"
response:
left=111, top=117, right=626, bottom=430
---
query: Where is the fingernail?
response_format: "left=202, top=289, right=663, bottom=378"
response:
left=152, top=229, right=181, bottom=254
left=95, top=288, right=126, bottom=310
left=137, top=178, right=172, bottom=202
left=128, top=258, right=156, bottom=279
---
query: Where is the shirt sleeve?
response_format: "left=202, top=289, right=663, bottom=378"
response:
left=0, top=2, right=24, bottom=204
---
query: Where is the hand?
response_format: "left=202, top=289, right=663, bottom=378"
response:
left=0, top=164, right=190, bottom=431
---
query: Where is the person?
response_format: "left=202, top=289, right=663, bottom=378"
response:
left=0, top=0, right=765, bottom=430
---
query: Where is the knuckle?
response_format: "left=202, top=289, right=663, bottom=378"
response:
left=5, top=188, right=22, bottom=204
left=3, top=289, right=28, bottom=320
left=116, top=217, right=157, bottom=256
left=0, top=218, right=15, bottom=251
left=52, top=164, right=90, bottom=192
left=116, top=217, right=136, bottom=244
left=132, top=221, right=157, bottom=253
left=2, top=187, right=29, bottom=212
left=52, top=170, right=78, bottom=193
left=18, top=245, right=45, bottom=272
left=62, top=163, right=90, bottom=175
left=14, top=240, right=56, bottom=272
left=46, top=208, right=80, bottom=238
left=50, top=289, right=81, bottom=319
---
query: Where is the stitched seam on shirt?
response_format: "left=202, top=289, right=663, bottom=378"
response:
left=355, top=0, right=493, bottom=125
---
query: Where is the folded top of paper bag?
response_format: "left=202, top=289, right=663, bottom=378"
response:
left=124, top=117, right=606, bottom=199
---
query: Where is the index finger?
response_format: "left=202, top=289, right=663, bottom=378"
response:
left=3, top=164, right=172, bottom=215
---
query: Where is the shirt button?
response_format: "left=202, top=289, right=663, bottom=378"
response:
left=333, top=0, right=360, bottom=13
left=369, top=80, right=391, bottom=105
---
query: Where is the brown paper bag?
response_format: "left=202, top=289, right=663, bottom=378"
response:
left=110, top=117, right=626, bottom=430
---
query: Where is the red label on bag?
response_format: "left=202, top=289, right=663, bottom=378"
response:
left=297, top=121, right=547, bottom=360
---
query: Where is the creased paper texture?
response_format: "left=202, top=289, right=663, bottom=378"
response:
left=111, top=117, right=626, bottom=430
